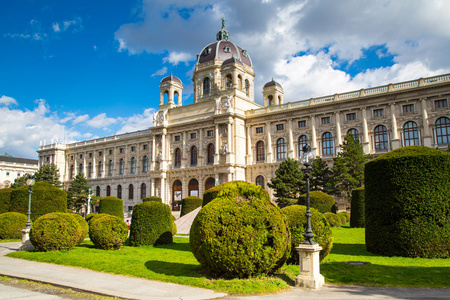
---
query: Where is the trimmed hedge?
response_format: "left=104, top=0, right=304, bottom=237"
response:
left=89, top=214, right=128, bottom=250
left=85, top=212, right=98, bottom=223
left=180, top=196, right=202, bottom=217
left=350, top=187, right=365, bottom=228
left=202, top=180, right=270, bottom=207
left=0, top=212, right=27, bottom=239
left=171, top=215, right=177, bottom=235
left=129, top=202, right=173, bottom=246
left=365, top=146, right=450, bottom=258
left=71, top=213, right=89, bottom=245
left=338, top=211, right=350, bottom=223
left=142, top=196, right=162, bottom=203
left=190, top=181, right=290, bottom=278
left=281, top=205, right=333, bottom=263
left=30, top=212, right=81, bottom=251
left=324, top=212, right=342, bottom=227
left=0, top=188, right=13, bottom=214
left=10, top=182, right=66, bottom=221
left=298, top=191, right=335, bottom=213
left=99, top=196, right=123, bottom=218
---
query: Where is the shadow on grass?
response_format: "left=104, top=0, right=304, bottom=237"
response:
left=145, top=260, right=204, bottom=278
left=331, top=243, right=380, bottom=256
left=153, top=241, right=192, bottom=252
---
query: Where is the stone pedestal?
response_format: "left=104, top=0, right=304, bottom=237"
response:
left=295, top=243, right=324, bottom=289
left=19, top=228, right=35, bottom=251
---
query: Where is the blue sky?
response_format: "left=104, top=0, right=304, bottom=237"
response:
left=1, top=0, right=449, bottom=159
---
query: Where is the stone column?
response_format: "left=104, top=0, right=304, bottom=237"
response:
left=161, top=129, right=167, bottom=170
left=214, top=124, right=219, bottom=165
left=246, top=125, right=252, bottom=164
left=310, top=116, right=318, bottom=156
left=266, top=122, right=272, bottom=163
left=226, top=120, right=234, bottom=163
left=361, top=108, right=370, bottom=154
left=151, top=137, right=156, bottom=169
left=199, top=128, right=204, bottom=166
left=182, top=131, right=187, bottom=168
left=288, top=119, right=294, bottom=158
left=335, top=112, right=342, bottom=150
left=160, top=177, right=166, bottom=204
left=421, top=98, right=432, bottom=147
left=390, top=103, right=401, bottom=149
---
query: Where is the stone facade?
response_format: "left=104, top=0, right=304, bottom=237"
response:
left=37, top=25, right=450, bottom=213
left=0, top=155, right=39, bottom=188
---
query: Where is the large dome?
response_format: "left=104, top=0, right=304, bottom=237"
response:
left=196, top=21, right=253, bottom=67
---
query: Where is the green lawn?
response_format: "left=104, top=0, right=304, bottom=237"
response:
left=5, top=226, right=449, bottom=294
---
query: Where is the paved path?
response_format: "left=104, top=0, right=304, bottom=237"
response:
left=1, top=241, right=449, bottom=300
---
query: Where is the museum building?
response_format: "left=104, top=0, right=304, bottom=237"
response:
left=37, top=24, right=450, bottom=212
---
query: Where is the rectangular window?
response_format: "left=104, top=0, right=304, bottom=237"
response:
left=402, top=104, right=414, bottom=113
left=99, top=151, right=103, bottom=157
left=174, top=135, right=181, bottom=141
left=190, top=133, right=197, bottom=139
left=109, top=149, right=113, bottom=155
left=298, top=120, right=306, bottom=128
left=89, top=153, right=92, bottom=158
left=128, top=206, right=133, bottom=212
left=373, top=108, right=384, bottom=117
left=256, top=127, right=264, bottom=134
left=346, top=113, right=356, bottom=121
left=207, top=130, right=214, bottom=137
left=143, top=144, right=148, bottom=150
left=46, top=157, right=50, bottom=161
left=276, top=124, right=284, bottom=131
left=321, top=117, right=330, bottom=124
left=17, top=173, right=20, bottom=177
left=435, top=99, right=448, bottom=108
left=120, top=148, right=124, bottom=154
left=131, top=146, right=135, bottom=152
left=70, top=156, right=73, bottom=160
left=6, top=172, right=9, bottom=176
left=80, top=154, right=83, bottom=159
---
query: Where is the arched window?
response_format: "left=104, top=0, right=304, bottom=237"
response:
left=322, top=132, right=334, bottom=155
left=256, top=141, right=265, bottom=162
left=268, top=95, right=273, bottom=107
left=207, top=143, right=214, bottom=164
left=245, top=79, right=250, bottom=96
left=174, top=148, right=181, bottom=167
left=203, top=77, right=210, bottom=95
left=108, top=160, right=113, bottom=176
left=119, top=159, right=124, bottom=175
left=79, top=163, right=83, bottom=174
left=205, top=177, right=215, bottom=191
left=237, top=75, right=243, bottom=90
left=403, top=121, right=420, bottom=146
left=347, top=128, right=360, bottom=142
left=106, top=185, right=111, bottom=197
left=141, top=183, right=146, bottom=199
left=117, top=185, right=122, bottom=199
left=436, top=117, right=450, bottom=144
left=69, top=165, right=74, bottom=180
left=188, top=179, right=199, bottom=197
left=96, top=186, right=100, bottom=197
left=276, top=138, right=286, bottom=160
left=374, top=125, right=388, bottom=150
left=129, top=184, right=134, bottom=200
left=97, top=161, right=103, bottom=178
left=130, top=157, right=136, bottom=174
left=226, top=74, right=232, bottom=89
left=191, top=146, right=198, bottom=166
left=298, top=135, right=308, bottom=157
left=256, top=175, right=265, bottom=189
left=142, top=156, right=148, bottom=173
left=88, top=162, right=93, bottom=178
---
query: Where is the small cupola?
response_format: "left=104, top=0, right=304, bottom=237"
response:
left=262, top=79, right=284, bottom=107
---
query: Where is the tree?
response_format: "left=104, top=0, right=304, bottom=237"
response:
left=10, top=173, right=31, bottom=189
left=268, top=158, right=305, bottom=208
left=329, top=133, right=368, bottom=199
left=66, top=173, right=91, bottom=210
left=34, top=164, right=62, bottom=188
left=310, top=156, right=331, bottom=192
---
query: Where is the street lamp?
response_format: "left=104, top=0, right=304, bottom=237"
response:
left=300, top=144, right=316, bottom=245
left=24, top=176, right=35, bottom=230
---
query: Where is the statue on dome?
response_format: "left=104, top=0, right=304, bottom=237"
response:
left=222, top=17, right=225, bottom=28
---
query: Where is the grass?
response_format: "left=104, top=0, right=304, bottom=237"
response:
left=4, top=225, right=449, bottom=294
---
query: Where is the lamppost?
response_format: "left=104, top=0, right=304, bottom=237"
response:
left=20, top=175, right=35, bottom=251
left=295, top=143, right=324, bottom=289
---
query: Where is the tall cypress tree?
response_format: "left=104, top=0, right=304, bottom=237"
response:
left=268, top=158, right=305, bottom=208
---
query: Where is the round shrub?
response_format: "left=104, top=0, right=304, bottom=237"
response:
left=0, top=212, right=27, bottom=239
left=30, top=212, right=81, bottom=251
left=0, top=188, right=13, bottom=214
left=324, top=212, right=342, bottom=227
left=171, top=215, right=177, bottom=235
left=89, top=214, right=128, bottom=250
left=88, top=213, right=109, bottom=225
left=350, top=187, right=365, bottom=228
left=10, top=182, right=67, bottom=221
left=99, top=196, right=123, bottom=219
left=281, top=205, right=333, bottom=263
left=85, top=212, right=98, bottom=223
left=338, top=211, right=350, bottom=223
left=336, top=212, right=347, bottom=224
left=190, top=181, right=290, bottom=278
left=180, top=196, right=202, bottom=217
left=129, top=202, right=173, bottom=246
left=142, top=196, right=162, bottom=203
left=71, top=213, right=89, bottom=245
left=202, top=181, right=270, bottom=207
left=298, top=191, right=335, bottom=213
left=365, top=146, right=450, bottom=258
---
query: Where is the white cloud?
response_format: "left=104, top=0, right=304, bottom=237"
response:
left=116, top=108, right=155, bottom=134
left=163, top=51, right=195, bottom=65
left=0, top=95, right=18, bottom=106
left=86, top=113, right=118, bottom=129
left=52, top=22, right=60, bottom=32
left=72, top=114, right=89, bottom=125
left=151, top=67, right=168, bottom=77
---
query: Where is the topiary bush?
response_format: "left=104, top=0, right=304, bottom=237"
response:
left=0, top=188, right=13, bottom=214
left=171, top=215, right=177, bottom=235
left=142, top=196, right=162, bottom=203
left=298, top=191, right=335, bottom=213
left=202, top=180, right=270, bottom=207
left=180, top=196, right=202, bottom=217
left=85, top=212, right=98, bottom=223
left=338, top=211, right=350, bottom=224
left=129, top=202, right=173, bottom=246
left=89, top=214, right=128, bottom=250
left=30, top=212, right=81, bottom=251
left=99, top=196, right=123, bottom=219
left=190, top=181, right=290, bottom=278
left=10, top=182, right=67, bottom=221
left=336, top=212, right=347, bottom=224
left=71, top=213, right=89, bottom=245
left=324, top=212, right=342, bottom=227
left=281, top=205, right=333, bottom=263
left=350, top=187, right=365, bottom=228
left=88, top=213, right=109, bottom=225
left=365, top=146, right=450, bottom=258
left=0, top=212, right=27, bottom=239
